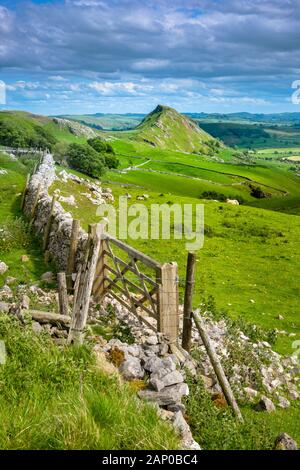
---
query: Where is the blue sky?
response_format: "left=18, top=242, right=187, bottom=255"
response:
left=0, top=0, right=300, bottom=115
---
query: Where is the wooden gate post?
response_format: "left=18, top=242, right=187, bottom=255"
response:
left=68, top=223, right=102, bottom=344
left=43, top=194, right=57, bottom=250
left=30, top=182, right=42, bottom=221
left=21, top=174, right=30, bottom=211
left=157, top=262, right=179, bottom=343
left=92, top=223, right=107, bottom=301
left=182, top=252, right=196, bottom=352
left=66, top=219, right=80, bottom=291
left=57, top=272, right=69, bottom=316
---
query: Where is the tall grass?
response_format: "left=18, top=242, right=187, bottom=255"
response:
left=0, top=313, right=179, bottom=450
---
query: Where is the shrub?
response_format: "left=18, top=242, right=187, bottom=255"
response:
left=201, top=191, right=227, bottom=202
left=0, top=119, right=56, bottom=150
left=67, top=143, right=106, bottom=178
left=87, top=138, right=115, bottom=155
left=250, top=185, right=267, bottom=199
left=104, top=154, right=120, bottom=169
left=53, top=141, right=70, bottom=164
left=185, top=374, right=274, bottom=450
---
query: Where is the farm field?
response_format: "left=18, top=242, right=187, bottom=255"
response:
left=51, top=167, right=300, bottom=357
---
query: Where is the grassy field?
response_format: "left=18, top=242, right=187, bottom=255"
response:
left=0, top=153, right=49, bottom=286
left=51, top=168, right=300, bottom=357
left=51, top=164, right=300, bottom=449
left=0, top=313, right=178, bottom=450
left=105, top=139, right=300, bottom=215
left=0, top=153, right=179, bottom=450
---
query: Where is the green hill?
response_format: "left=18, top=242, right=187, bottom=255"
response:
left=117, top=105, right=217, bottom=153
left=0, top=111, right=96, bottom=149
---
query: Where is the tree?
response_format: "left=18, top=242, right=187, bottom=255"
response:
left=87, top=137, right=115, bottom=155
left=104, top=154, right=120, bottom=169
left=53, top=141, right=69, bottom=164
left=250, top=185, right=266, bottom=199
left=67, top=143, right=106, bottom=178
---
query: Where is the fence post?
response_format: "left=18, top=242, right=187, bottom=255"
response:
left=157, top=262, right=179, bottom=343
left=68, top=223, right=102, bottom=344
left=43, top=194, right=57, bottom=250
left=57, top=272, right=69, bottom=316
left=193, top=311, right=244, bottom=423
left=21, top=174, right=30, bottom=211
left=182, top=252, right=196, bottom=352
left=92, top=226, right=107, bottom=301
left=66, top=219, right=80, bottom=291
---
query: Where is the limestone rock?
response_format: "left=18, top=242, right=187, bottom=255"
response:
left=146, top=335, right=158, bottom=345
left=20, top=294, right=30, bottom=310
left=150, top=370, right=184, bottom=392
left=138, top=382, right=189, bottom=406
left=172, top=411, right=201, bottom=450
left=21, top=255, right=29, bottom=263
left=244, top=387, right=259, bottom=402
left=119, top=357, right=144, bottom=380
left=254, top=396, right=276, bottom=413
left=277, top=396, right=290, bottom=409
left=0, top=285, right=13, bottom=299
left=274, top=433, right=298, bottom=450
left=0, top=261, right=8, bottom=275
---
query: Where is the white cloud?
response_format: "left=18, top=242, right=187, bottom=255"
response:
left=48, top=75, right=67, bottom=81
left=89, top=81, right=152, bottom=96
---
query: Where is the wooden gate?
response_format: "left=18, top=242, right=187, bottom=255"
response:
left=92, top=233, right=179, bottom=342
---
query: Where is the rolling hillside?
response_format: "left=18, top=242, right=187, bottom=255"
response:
left=111, top=105, right=218, bottom=153
left=0, top=110, right=97, bottom=149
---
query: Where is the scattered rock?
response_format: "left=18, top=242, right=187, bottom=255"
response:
left=146, top=335, right=158, bottom=345
left=244, top=387, right=259, bottom=402
left=172, top=411, right=201, bottom=450
left=144, top=356, right=165, bottom=373
left=21, top=255, right=29, bottom=263
left=274, top=433, right=298, bottom=450
left=288, top=390, right=299, bottom=400
left=277, top=314, right=284, bottom=320
left=0, top=261, right=8, bottom=275
left=277, top=396, right=290, bottom=409
left=119, top=357, right=144, bottom=380
left=150, top=370, right=184, bottom=392
left=167, top=403, right=186, bottom=413
left=0, top=285, right=13, bottom=299
left=138, top=382, right=189, bottom=406
left=20, top=294, right=30, bottom=310
left=58, top=195, right=77, bottom=206
left=254, top=396, right=276, bottom=413
left=6, top=276, right=17, bottom=285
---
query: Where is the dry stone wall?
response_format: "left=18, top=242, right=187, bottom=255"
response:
left=23, top=153, right=88, bottom=271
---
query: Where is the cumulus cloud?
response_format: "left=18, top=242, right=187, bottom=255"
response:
left=0, top=0, right=299, bottom=112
